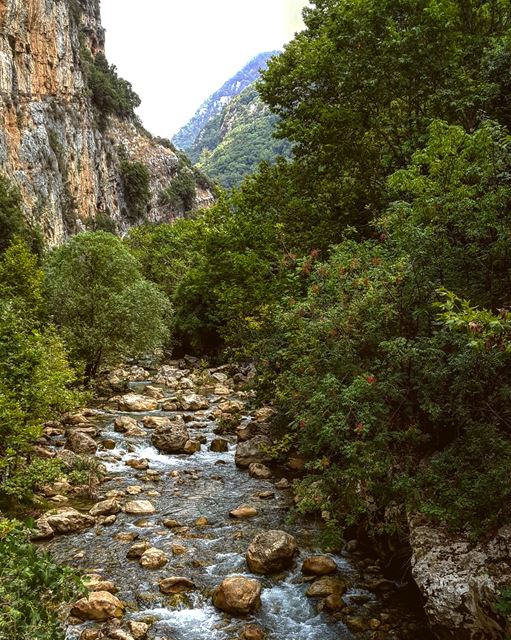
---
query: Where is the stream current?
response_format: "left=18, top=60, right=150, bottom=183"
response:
left=42, top=365, right=431, bottom=640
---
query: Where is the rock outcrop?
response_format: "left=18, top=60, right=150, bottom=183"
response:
left=409, top=516, right=511, bottom=639
left=0, top=0, right=214, bottom=245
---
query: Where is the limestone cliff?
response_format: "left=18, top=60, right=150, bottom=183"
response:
left=0, top=0, right=214, bottom=244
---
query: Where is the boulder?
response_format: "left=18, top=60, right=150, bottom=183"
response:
left=184, top=439, right=201, bottom=454
left=125, top=458, right=149, bottom=470
left=302, top=555, right=337, bottom=576
left=55, top=449, right=80, bottom=469
left=212, top=576, right=262, bottom=615
left=235, top=435, right=273, bottom=468
left=126, top=541, right=151, bottom=559
left=142, top=415, right=172, bottom=429
left=210, top=438, right=229, bottom=452
left=114, top=416, right=138, bottom=433
left=31, top=516, right=55, bottom=540
left=128, top=621, right=149, bottom=640
left=62, top=412, right=93, bottom=426
left=230, top=505, right=257, bottom=519
left=179, top=393, right=209, bottom=411
left=45, top=508, right=95, bottom=534
left=124, top=500, right=156, bottom=515
left=118, top=394, right=158, bottom=412
left=66, top=431, right=97, bottom=454
left=409, top=516, right=511, bottom=639
left=249, top=463, right=272, bottom=479
left=71, top=591, right=125, bottom=621
left=144, top=385, right=165, bottom=399
left=246, top=530, right=297, bottom=574
left=306, top=576, right=348, bottom=598
left=84, top=575, right=118, bottom=593
left=254, top=407, right=275, bottom=422
left=158, top=577, right=196, bottom=594
left=90, top=499, right=121, bottom=517
left=139, top=547, right=168, bottom=569
left=241, top=625, right=266, bottom=640
left=218, top=400, right=245, bottom=414
left=151, top=423, right=189, bottom=453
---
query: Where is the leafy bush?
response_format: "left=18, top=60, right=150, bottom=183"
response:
left=120, top=160, right=151, bottom=222
left=2, top=459, right=64, bottom=503
left=45, top=232, right=171, bottom=380
left=0, top=175, right=43, bottom=256
left=0, top=519, right=83, bottom=640
left=160, top=162, right=196, bottom=213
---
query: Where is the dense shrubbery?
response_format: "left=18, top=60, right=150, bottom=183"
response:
left=81, top=49, right=140, bottom=126
left=0, top=519, right=83, bottom=640
left=120, top=160, right=151, bottom=222
left=127, top=0, right=511, bottom=541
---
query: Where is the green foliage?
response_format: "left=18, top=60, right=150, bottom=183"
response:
left=81, top=49, right=141, bottom=127
left=2, top=459, right=64, bottom=503
left=192, top=85, right=292, bottom=189
left=0, top=519, right=83, bottom=640
left=160, top=161, right=196, bottom=213
left=120, top=160, right=151, bottom=223
left=0, top=175, right=43, bottom=256
left=45, top=232, right=171, bottom=380
left=86, top=212, right=118, bottom=234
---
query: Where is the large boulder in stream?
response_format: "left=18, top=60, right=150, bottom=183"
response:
left=302, top=555, right=338, bottom=576
left=235, top=435, right=273, bottom=468
left=89, top=498, right=121, bottom=517
left=118, top=394, right=158, bottom=412
left=71, top=591, right=125, bottom=621
left=66, top=430, right=97, bottom=454
left=43, top=508, right=95, bottom=535
left=246, top=530, right=298, bottom=574
left=212, top=576, right=262, bottom=615
left=151, top=423, right=189, bottom=453
left=124, top=500, right=156, bottom=515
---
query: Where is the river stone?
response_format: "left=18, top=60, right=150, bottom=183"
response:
left=139, top=547, right=168, bottom=569
left=163, top=519, right=182, bottom=529
left=142, top=415, right=172, bottom=429
left=144, top=385, right=164, bottom=399
left=118, top=394, right=158, bottom=412
left=236, top=422, right=255, bottom=442
left=249, top=463, right=272, bottom=479
left=212, top=576, right=262, bottom=615
left=127, top=485, right=144, bottom=495
left=125, top=458, right=149, bottom=470
left=179, top=393, right=209, bottom=411
left=89, top=498, right=121, bottom=517
left=184, top=439, right=201, bottom=454
left=151, top=423, right=189, bottom=453
left=302, top=555, right=337, bottom=576
left=159, top=577, right=196, bottom=594
left=246, top=530, right=297, bottom=574
left=275, top=478, right=290, bottom=489
left=80, top=630, right=101, bottom=640
left=124, top=500, right=156, bottom=515
left=254, top=407, right=275, bottom=422
left=235, top=435, right=273, bottom=468
left=71, top=591, right=125, bottom=621
left=85, top=575, right=118, bottom=593
left=126, top=541, right=151, bottom=559
left=306, top=576, right=348, bottom=598
left=31, top=515, right=55, bottom=540
left=128, top=621, right=149, bottom=639
left=62, top=412, right=93, bottom=425
left=230, top=504, right=258, bottom=519
left=218, top=400, right=245, bottom=414
left=241, top=624, right=266, bottom=640
left=210, top=438, right=229, bottom=452
left=102, top=438, right=116, bottom=449
left=66, top=430, right=98, bottom=454
left=323, top=593, right=345, bottom=611
left=114, top=416, right=138, bottom=433
left=45, top=508, right=95, bottom=534
left=106, top=630, right=135, bottom=640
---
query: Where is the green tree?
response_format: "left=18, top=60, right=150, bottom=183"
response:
left=120, top=160, right=151, bottom=223
left=45, top=232, right=171, bottom=380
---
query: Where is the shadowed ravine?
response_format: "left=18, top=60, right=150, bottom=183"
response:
left=41, top=362, right=431, bottom=640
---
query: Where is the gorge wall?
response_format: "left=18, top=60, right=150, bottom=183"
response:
left=0, top=0, right=214, bottom=244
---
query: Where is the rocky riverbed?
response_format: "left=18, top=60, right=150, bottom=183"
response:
left=34, top=360, right=432, bottom=640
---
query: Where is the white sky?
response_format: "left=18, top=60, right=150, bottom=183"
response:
left=100, top=0, right=308, bottom=139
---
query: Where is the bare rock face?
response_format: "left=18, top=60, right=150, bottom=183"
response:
left=246, top=530, right=298, bottom=574
left=212, top=576, right=262, bottom=615
left=118, top=394, right=158, bottom=412
left=409, top=516, right=511, bottom=639
left=151, top=423, right=190, bottom=453
left=235, top=435, right=273, bottom=468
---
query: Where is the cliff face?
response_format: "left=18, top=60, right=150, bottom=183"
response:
left=0, top=0, right=213, bottom=244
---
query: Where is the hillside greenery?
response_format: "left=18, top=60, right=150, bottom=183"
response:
left=192, top=85, right=292, bottom=188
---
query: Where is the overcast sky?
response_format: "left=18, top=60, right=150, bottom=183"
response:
left=100, top=0, right=308, bottom=139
